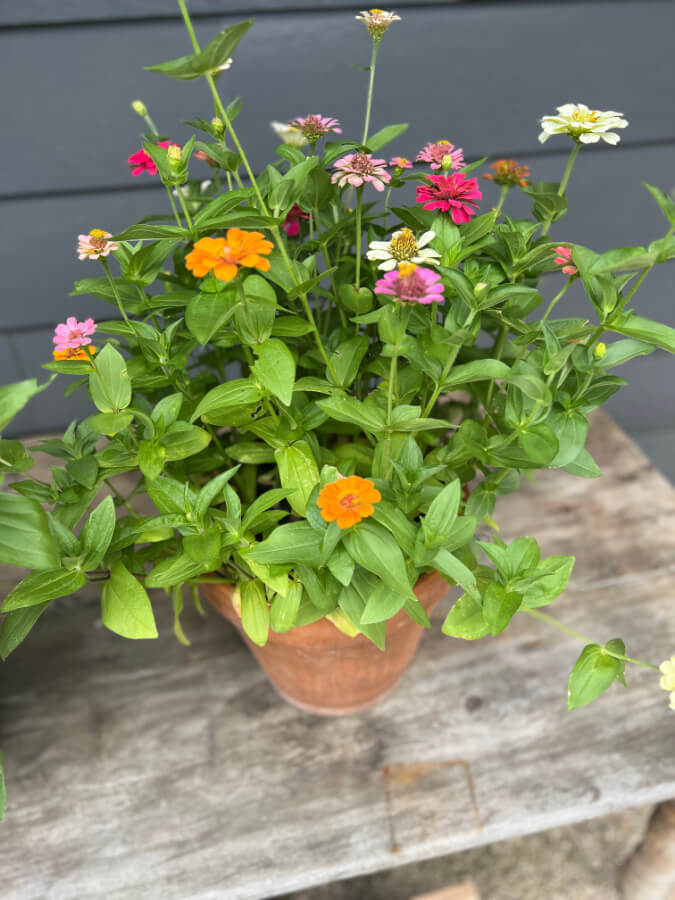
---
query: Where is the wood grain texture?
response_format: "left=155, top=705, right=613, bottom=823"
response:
left=1, top=2, right=673, bottom=197
left=1, top=411, right=675, bottom=900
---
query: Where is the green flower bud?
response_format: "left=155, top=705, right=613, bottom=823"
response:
left=473, top=282, right=488, bottom=296
left=441, top=154, right=455, bottom=172
left=167, top=144, right=182, bottom=170
left=131, top=99, right=147, bottom=117
left=211, top=116, right=225, bottom=138
left=594, top=342, right=606, bottom=360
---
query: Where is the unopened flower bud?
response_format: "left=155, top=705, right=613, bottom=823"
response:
left=594, top=342, right=606, bottom=360
left=441, top=154, right=455, bottom=172
left=474, top=282, right=488, bottom=295
left=131, top=99, right=147, bottom=117
left=167, top=144, right=182, bottom=169
left=211, top=116, right=224, bottom=137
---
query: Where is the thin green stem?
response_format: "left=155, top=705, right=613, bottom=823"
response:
left=354, top=186, right=364, bottom=288
left=423, top=311, right=476, bottom=417
left=495, top=184, right=509, bottom=215
left=382, top=184, right=393, bottom=232
left=540, top=142, right=580, bottom=237
left=542, top=277, right=572, bottom=322
left=105, top=479, right=139, bottom=517
left=165, top=184, right=182, bottom=227
left=362, top=42, right=380, bottom=145
left=175, top=187, right=195, bottom=233
left=526, top=609, right=659, bottom=670
left=101, top=259, right=133, bottom=332
left=143, top=114, right=159, bottom=136
left=485, top=324, right=508, bottom=409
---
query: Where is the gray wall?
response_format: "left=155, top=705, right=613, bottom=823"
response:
left=2, top=1, right=674, bottom=464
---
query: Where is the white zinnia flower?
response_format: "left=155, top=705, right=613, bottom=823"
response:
left=367, top=228, right=441, bottom=271
left=270, top=121, right=309, bottom=148
left=659, top=656, right=675, bottom=692
left=355, top=9, right=401, bottom=39
left=538, top=103, right=628, bottom=145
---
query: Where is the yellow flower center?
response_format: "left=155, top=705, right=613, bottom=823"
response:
left=437, top=139, right=451, bottom=145
left=571, top=109, right=599, bottom=124
left=398, top=262, right=418, bottom=276
left=89, top=229, right=107, bottom=239
left=389, top=228, right=419, bottom=261
left=370, top=8, right=385, bottom=13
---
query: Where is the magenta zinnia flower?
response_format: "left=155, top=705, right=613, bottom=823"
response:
left=416, top=140, right=465, bottom=171
left=416, top=173, right=482, bottom=224
left=554, top=246, right=578, bottom=275
left=53, top=317, right=97, bottom=351
left=282, top=203, right=310, bottom=237
left=127, top=141, right=171, bottom=177
left=288, top=115, right=342, bottom=142
left=331, top=153, right=391, bottom=192
left=374, top=263, right=444, bottom=305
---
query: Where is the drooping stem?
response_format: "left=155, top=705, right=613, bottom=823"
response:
left=362, top=41, right=380, bottom=145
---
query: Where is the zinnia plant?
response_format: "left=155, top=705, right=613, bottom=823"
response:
left=2, top=3, right=675, bottom=721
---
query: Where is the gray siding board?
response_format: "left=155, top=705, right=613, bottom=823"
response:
left=1, top=1, right=674, bottom=197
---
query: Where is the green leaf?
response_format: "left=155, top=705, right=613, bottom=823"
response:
left=89, top=411, right=134, bottom=436
left=161, top=423, right=211, bottom=461
left=433, top=546, right=477, bottom=593
left=442, top=593, right=490, bottom=640
left=0, top=439, right=34, bottom=474
left=609, top=311, right=675, bottom=353
left=562, top=446, right=602, bottom=478
left=193, top=465, right=240, bottom=521
left=241, top=580, right=270, bottom=646
left=145, top=19, right=253, bottom=80
left=183, top=531, right=221, bottom=563
left=253, top=339, right=296, bottom=406
left=317, top=394, right=386, bottom=431
left=145, top=554, right=204, bottom=588
left=245, top=521, right=321, bottom=567
left=422, top=479, right=461, bottom=545
left=101, top=561, right=158, bottom=639
left=112, top=223, right=189, bottom=241
left=643, top=182, right=675, bottom=224
left=274, top=441, right=319, bottom=516
left=344, top=521, right=415, bottom=600
left=138, top=441, right=166, bottom=480
left=365, top=123, right=408, bottom=152
left=338, top=583, right=386, bottom=650
left=0, top=494, right=59, bottom=570
left=270, top=581, right=302, bottom=633
left=191, top=378, right=262, bottom=424
left=518, top=423, right=559, bottom=465
left=88, top=344, right=132, bottom=414
left=587, top=246, right=654, bottom=274
left=360, top=580, right=408, bottom=624
left=0, top=377, right=55, bottom=433
left=600, top=339, right=655, bottom=368
left=1, top=568, right=85, bottom=612
left=443, top=359, right=510, bottom=390
left=567, top=642, right=623, bottom=710
left=548, top=408, right=588, bottom=467
left=518, top=556, right=575, bottom=609
left=507, top=373, right=551, bottom=403
left=186, top=290, right=238, bottom=344
left=329, top=336, right=369, bottom=388
left=0, top=601, right=50, bottom=660
left=482, top=584, right=522, bottom=636
left=80, top=495, right=116, bottom=569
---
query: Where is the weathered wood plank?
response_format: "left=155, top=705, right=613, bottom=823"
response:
left=1, top=411, right=675, bottom=900
left=1, top=1, right=673, bottom=196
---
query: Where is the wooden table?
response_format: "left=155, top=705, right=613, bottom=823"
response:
left=2, top=411, right=675, bottom=900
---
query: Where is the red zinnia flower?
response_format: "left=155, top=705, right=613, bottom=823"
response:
left=282, top=203, right=310, bottom=237
left=416, top=173, right=482, bottom=224
left=127, top=141, right=171, bottom=177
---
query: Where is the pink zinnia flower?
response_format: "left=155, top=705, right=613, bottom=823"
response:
left=127, top=141, right=171, bottom=176
left=77, top=229, right=118, bottom=260
left=554, top=246, right=578, bottom=275
left=416, top=173, right=482, bottom=224
left=282, top=203, right=310, bottom=237
left=53, top=317, right=97, bottom=351
left=331, top=153, right=391, bottom=192
left=288, top=115, right=342, bottom=142
left=389, top=156, right=413, bottom=170
left=416, top=140, right=465, bottom=171
left=374, top=263, right=444, bottom=305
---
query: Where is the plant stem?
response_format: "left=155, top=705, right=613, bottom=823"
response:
left=362, top=42, right=379, bottom=145
left=485, top=324, right=508, bottom=409
left=542, top=277, right=572, bottom=322
left=525, top=608, right=659, bottom=670
left=354, top=186, right=364, bottom=288
left=540, top=142, right=580, bottom=237
left=382, top=184, right=393, bottom=232
left=175, top=186, right=195, bottom=234
left=165, top=184, right=182, bottom=227
left=101, top=259, right=133, bottom=332
left=495, top=184, right=509, bottom=216
left=423, top=311, right=476, bottom=417
left=143, top=113, right=159, bottom=136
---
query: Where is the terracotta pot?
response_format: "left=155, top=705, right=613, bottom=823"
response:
left=201, top=571, right=448, bottom=716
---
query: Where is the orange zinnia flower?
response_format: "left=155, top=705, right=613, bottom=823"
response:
left=185, top=228, right=274, bottom=282
left=52, top=346, right=97, bottom=361
left=317, top=475, right=381, bottom=529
